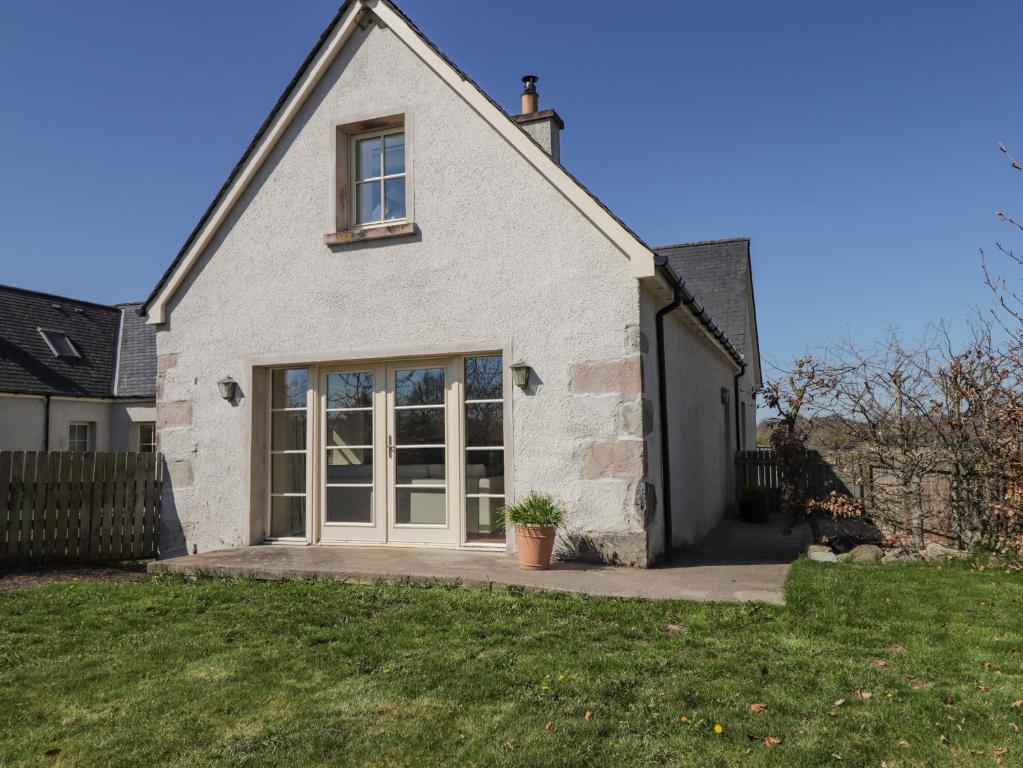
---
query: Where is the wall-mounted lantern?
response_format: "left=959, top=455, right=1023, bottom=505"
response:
left=218, top=376, right=238, bottom=401
left=510, top=360, right=531, bottom=389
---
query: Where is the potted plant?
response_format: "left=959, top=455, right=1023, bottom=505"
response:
left=738, top=484, right=769, bottom=524
left=503, top=492, right=566, bottom=570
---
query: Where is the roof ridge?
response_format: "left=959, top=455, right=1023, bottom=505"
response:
left=653, top=237, right=750, bottom=250
left=0, top=283, right=121, bottom=313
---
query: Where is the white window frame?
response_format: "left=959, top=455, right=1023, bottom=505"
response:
left=68, top=422, right=91, bottom=452
left=461, top=354, right=507, bottom=548
left=350, top=126, right=407, bottom=228
left=267, top=368, right=312, bottom=543
left=137, top=422, right=156, bottom=453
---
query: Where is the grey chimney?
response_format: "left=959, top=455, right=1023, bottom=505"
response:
left=513, top=74, right=564, bottom=163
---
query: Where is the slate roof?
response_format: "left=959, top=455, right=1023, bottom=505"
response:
left=114, top=303, right=157, bottom=398
left=0, top=285, right=155, bottom=399
left=654, top=238, right=762, bottom=384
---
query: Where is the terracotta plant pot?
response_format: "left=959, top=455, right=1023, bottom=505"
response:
left=515, top=525, right=557, bottom=570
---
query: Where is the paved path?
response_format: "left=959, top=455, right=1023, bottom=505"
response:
left=150, top=513, right=810, bottom=605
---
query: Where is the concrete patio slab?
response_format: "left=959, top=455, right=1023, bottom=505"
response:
left=149, top=513, right=810, bottom=604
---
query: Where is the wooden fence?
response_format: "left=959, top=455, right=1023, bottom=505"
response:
left=0, top=451, right=163, bottom=568
left=736, top=448, right=866, bottom=500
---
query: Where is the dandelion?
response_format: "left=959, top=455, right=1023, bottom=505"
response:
left=558, top=674, right=566, bottom=682
left=714, top=723, right=724, bottom=734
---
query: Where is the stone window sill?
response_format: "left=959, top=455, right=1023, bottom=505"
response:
left=323, top=221, right=418, bottom=246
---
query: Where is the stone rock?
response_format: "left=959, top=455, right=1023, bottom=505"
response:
left=807, top=544, right=832, bottom=555
left=923, top=542, right=968, bottom=562
left=845, top=544, right=884, bottom=563
left=882, top=549, right=922, bottom=564
left=809, top=551, right=839, bottom=563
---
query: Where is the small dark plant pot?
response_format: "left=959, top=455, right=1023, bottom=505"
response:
left=739, top=496, right=769, bottom=524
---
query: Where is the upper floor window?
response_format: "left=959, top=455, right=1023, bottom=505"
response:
left=354, top=129, right=405, bottom=226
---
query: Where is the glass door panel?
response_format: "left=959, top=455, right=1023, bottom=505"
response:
left=319, top=365, right=385, bottom=543
left=386, top=362, right=456, bottom=544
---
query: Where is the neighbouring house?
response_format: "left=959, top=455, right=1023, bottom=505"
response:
left=141, top=0, right=762, bottom=566
left=0, top=285, right=157, bottom=453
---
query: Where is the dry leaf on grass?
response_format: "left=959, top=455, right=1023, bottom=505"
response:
left=749, top=703, right=768, bottom=713
left=763, top=736, right=783, bottom=747
left=855, top=690, right=873, bottom=700
left=833, top=698, right=846, bottom=707
left=665, top=623, right=686, bottom=634
left=584, top=711, right=593, bottom=720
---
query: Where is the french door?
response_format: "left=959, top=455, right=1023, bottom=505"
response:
left=318, top=359, right=459, bottom=545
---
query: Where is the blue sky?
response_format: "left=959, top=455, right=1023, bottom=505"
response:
left=1, top=0, right=1020, bottom=375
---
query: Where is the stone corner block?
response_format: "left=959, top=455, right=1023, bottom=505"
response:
left=157, top=400, right=193, bottom=430
left=570, top=355, right=642, bottom=397
left=157, top=353, right=179, bottom=374
left=582, top=439, right=646, bottom=480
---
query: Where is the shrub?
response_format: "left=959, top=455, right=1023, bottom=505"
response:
left=503, top=492, right=566, bottom=528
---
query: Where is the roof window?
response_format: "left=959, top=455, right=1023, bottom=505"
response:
left=38, top=328, right=81, bottom=358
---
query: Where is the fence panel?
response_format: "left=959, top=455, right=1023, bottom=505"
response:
left=0, top=451, right=163, bottom=568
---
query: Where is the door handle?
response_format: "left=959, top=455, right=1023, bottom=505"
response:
left=387, top=434, right=394, bottom=458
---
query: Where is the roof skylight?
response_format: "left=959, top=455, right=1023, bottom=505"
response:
left=38, top=328, right=81, bottom=358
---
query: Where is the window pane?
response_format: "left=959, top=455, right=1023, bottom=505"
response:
left=466, top=403, right=503, bottom=447
left=326, top=411, right=372, bottom=447
left=395, top=367, right=445, bottom=406
left=465, top=356, right=502, bottom=400
left=396, top=448, right=445, bottom=484
left=270, top=496, right=306, bottom=538
left=326, top=372, right=373, bottom=409
left=325, top=486, right=373, bottom=524
left=466, top=496, right=506, bottom=542
left=271, top=454, right=306, bottom=494
left=465, top=450, right=504, bottom=495
left=356, top=181, right=381, bottom=224
left=384, top=177, right=405, bottom=220
left=325, top=449, right=374, bottom=483
left=396, top=407, right=445, bottom=445
left=271, top=411, right=307, bottom=451
left=395, top=487, right=446, bottom=525
left=271, top=368, right=308, bottom=408
left=383, top=133, right=405, bottom=175
left=356, top=137, right=382, bottom=180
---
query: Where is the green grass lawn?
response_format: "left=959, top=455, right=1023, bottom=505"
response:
left=1, top=561, right=1021, bottom=768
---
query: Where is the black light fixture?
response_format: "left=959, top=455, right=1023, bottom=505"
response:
left=510, top=360, right=531, bottom=389
left=218, top=376, right=238, bottom=401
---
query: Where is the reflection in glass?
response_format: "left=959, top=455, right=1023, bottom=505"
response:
left=384, top=178, right=406, bottom=220
left=357, top=181, right=381, bottom=225
left=466, top=496, right=505, bottom=542
left=325, top=486, right=373, bottom=524
left=271, top=411, right=306, bottom=450
left=271, top=368, right=308, bottom=408
left=396, top=487, right=446, bottom=525
left=271, top=454, right=306, bottom=494
left=396, top=448, right=446, bottom=484
left=357, top=137, right=381, bottom=180
left=270, top=496, right=306, bottom=537
left=465, top=450, right=504, bottom=495
left=383, top=133, right=405, bottom=175
left=326, top=411, right=373, bottom=447
left=464, top=356, right=502, bottom=400
left=325, top=448, right=373, bottom=483
left=395, top=368, right=445, bottom=406
left=326, top=372, right=374, bottom=409
left=396, top=407, right=445, bottom=445
left=466, top=403, right=502, bottom=446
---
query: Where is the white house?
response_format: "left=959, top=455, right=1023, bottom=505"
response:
left=0, top=285, right=157, bottom=453
left=141, top=0, right=762, bottom=566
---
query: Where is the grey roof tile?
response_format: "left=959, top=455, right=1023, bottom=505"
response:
left=0, top=285, right=155, bottom=398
